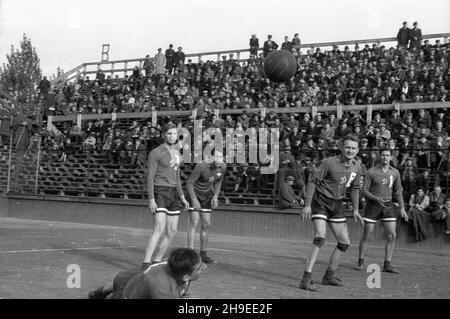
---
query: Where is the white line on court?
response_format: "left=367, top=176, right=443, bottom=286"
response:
left=0, top=245, right=137, bottom=254
left=0, top=244, right=444, bottom=268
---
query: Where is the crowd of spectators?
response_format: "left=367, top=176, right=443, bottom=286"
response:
left=1, top=24, right=450, bottom=237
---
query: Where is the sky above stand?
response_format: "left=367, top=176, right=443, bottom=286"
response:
left=0, top=0, right=449, bottom=76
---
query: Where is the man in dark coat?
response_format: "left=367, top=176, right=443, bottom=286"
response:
left=409, top=21, right=422, bottom=51
left=396, top=21, right=410, bottom=48
left=173, top=47, right=185, bottom=71
left=249, top=34, right=259, bottom=58
left=165, top=44, right=175, bottom=74
left=263, top=35, right=278, bottom=57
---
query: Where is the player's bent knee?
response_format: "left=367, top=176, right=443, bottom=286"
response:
left=313, top=237, right=326, bottom=248
left=337, top=242, right=349, bottom=252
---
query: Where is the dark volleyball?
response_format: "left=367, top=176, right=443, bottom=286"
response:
left=263, top=50, right=297, bottom=83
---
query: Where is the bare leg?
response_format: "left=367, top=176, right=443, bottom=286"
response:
left=305, top=219, right=327, bottom=273
left=328, top=222, right=351, bottom=271
left=153, top=214, right=179, bottom=261
left=143, top=213, right=167, bottom=263
left=187, top=211, right=200, bottom=249
left=199, top=212, right=212, bottom=252
left=383, top=221, right=397, bottom=262
left=358, top=223, right=376, bottom=265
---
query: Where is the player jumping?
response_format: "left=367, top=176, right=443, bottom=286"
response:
left=186, top=150, right=226, bottom=264
left=356, top=148, right=409, bottom=273
left=299, top=135, right=364, bottom=291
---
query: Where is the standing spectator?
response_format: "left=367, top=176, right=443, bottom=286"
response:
left=263, top=35, right=278, bottom=57
left=249, top=34, right=259, bottom=58
left=292, top=33, right=301, bottom=52
left=154, top=48, right=166, bottom=77
left=165, top=44, right=175, bottom=74
left=281, top=36, right=293, bottom=52
left=143, top=55, right=155, bottom=78
left=38, top=76, right=51, bottom=96
left=409, top=21, right=422, bottom=51
left=396, top=21, right=410, bottom=49
left=173, top=47, right=186, bottom=71
left=96, top=69, right=106, bottom=85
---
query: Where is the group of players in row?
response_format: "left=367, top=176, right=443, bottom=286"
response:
left=89, top=123, right=409, bottom=298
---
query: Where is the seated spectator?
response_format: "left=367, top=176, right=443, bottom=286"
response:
left=279, top=176, right=303, bottom=209
left=431, top=197, right=450, bottom=235
left=408, top=186, right=431, bottom=241
left=428, top=186, right=446, bottom=213
left=82, top=133, right=96, bottom=151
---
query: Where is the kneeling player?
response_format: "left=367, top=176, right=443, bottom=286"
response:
left=88, top=248, right=206, bottom=299
left=186, top=151, right=226, bottom=263
left=356, top=149, right=409, bottom=273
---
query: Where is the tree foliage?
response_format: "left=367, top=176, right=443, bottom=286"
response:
left=0, top=34, right=42, bottom=98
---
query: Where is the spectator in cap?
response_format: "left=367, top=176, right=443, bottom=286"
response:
left=279, top=175, right=303, bottom=209
left=165, top=44, right=175, bottom=74
left=249, top=34, right=260, bottom=58
left=281, top=36, right=293, bottom=51
left=173, top=47, right=186, bottom=72
left=154, top=48, right=167, bottom=76
left=292, top=33, right=301, bottom=52
left=431, top=198, right=450, bottom=235
left=397, top=21, right=410, bottom=48
left=263, top=34, right=278, bottom=57
left=408, top=186, right=431, bottom=242
left=409, top=21, right=422, bottom=51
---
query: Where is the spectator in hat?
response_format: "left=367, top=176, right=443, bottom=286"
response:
left=281, top=36, right=293, bottom=51
left=431, top=197, right=450, bottom=235
left=297, top=113, right=310, bottom=132
left=292, top=33, right=301, bottom=52
left=263, top=35, right=278, bottom=57
left=305, top=120, right=321, bottom=143
left=416, top=167, right=433, bottom=194
left=165, top=44, right=175, bottom=74
left=249, top=34, right=260, bottom=58
left=154, top=48, right=167, bottom=76
left=408, top=186, right=431, bottom=242
left=397, top=21, right=410, bottom=48
left=409, top=21, right=422, bottom=51
left=428, top=186, right=447, bottom=214
left=415, top=135, right=431, bottom=169
left=319, top=121, right=335, bottom=143
left=143, top=55, right=155, bottom=77
left=279, top=175, right=303, bottom=209
left=173, top=47, right=186, bottom=71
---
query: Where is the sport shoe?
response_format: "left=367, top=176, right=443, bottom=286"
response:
left=299, top=279, right=319, bottom=292
left=383, top=264, right=400, bottom=274
left=322, top=276, right=344, bottom=287
left=200, top=254, right=217, bottom=264
left=355, top=264, right=364, bottom=271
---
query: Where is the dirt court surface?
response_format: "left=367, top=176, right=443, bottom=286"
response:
left=0, top=217, right=449, bottom=299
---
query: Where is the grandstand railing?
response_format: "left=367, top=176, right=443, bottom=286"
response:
left=48, top=102, right=450, bottom=127
left=51, top=33, right=450, bottom=85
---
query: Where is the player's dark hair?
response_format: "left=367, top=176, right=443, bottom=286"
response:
left=162, top=123, right=177, bottom=134
left=341, top=134, right=360, bottom=145
left=379, top=148, right=393, bottom=156
left=167, top=248, right=201, bottom=279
